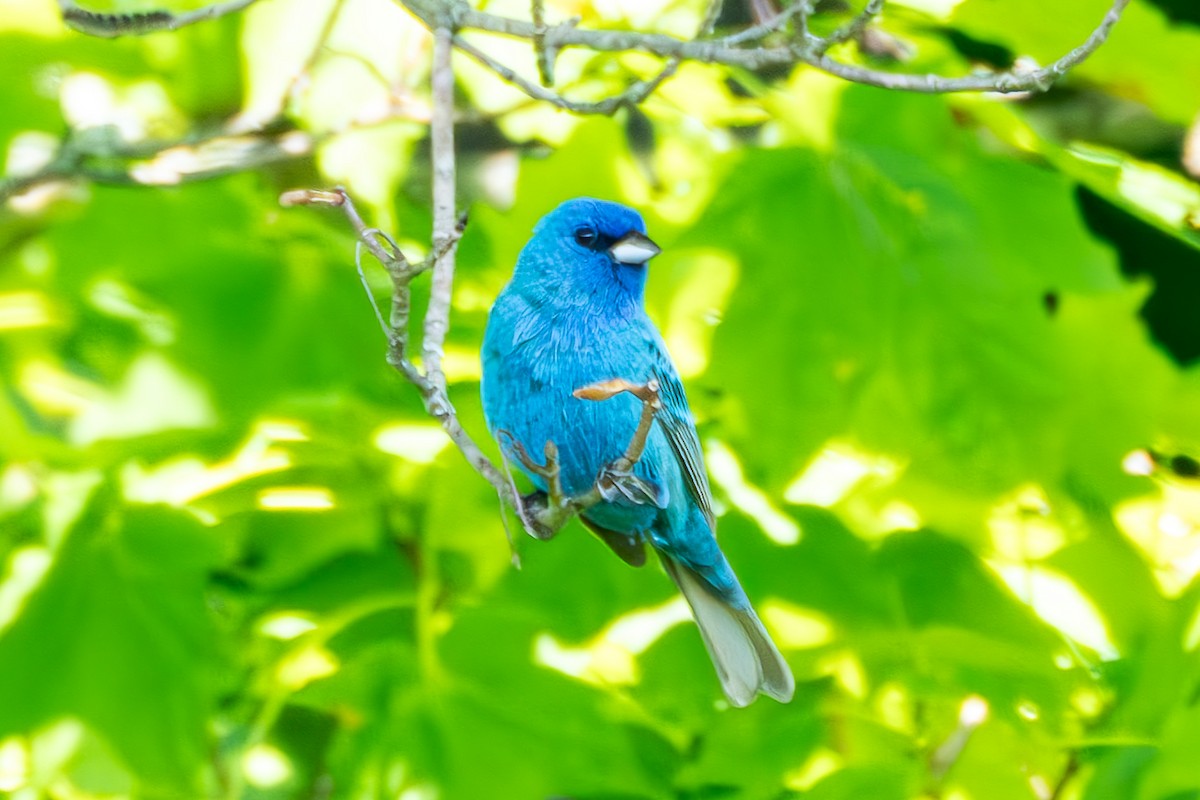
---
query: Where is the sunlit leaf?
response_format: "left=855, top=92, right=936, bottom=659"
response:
left=0, top=486, right=225, bottom=794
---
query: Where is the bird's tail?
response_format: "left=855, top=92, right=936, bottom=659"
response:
left=660, top=554, right=795, bottom=707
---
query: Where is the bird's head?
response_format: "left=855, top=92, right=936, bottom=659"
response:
left=514, top=197, right=661, bottom=300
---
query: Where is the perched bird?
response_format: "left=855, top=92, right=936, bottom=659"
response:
left=481, top=197, right=794, bottom=706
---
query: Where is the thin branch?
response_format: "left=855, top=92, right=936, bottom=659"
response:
left=401, top=0, right=1130, bottom=94
left=720, top=1, right=811, bottom=45
left=54, top=0, right=1130, bottom=97
left=698, top=0, right=726, bottom=37
left=1002, top=0, right=1129, bottom=89
left=352, top=235, right=396, bottom=340
left=793, top=0, right=815, bottom=45
left=281, top=37, right=518, bottom=515
left=280, top=188, right=412, bottom=275
left=421, top=26, right=459, bottom=400
left=816, top=0, right=884, bottom=55
left=281, top=188, right=666, bottom=544
left=1, top=129, right=310, bottom=208
left=455, top=0, right=726, bottom=117
left=282, top=0, right=349, bottom=111
left=280, top=187, right=514, bottom=506
left=58, top=0, right=261, bottom=37
left=530, top=0, right=556, bottom=85
left=454, top=36, right=677, bottom=115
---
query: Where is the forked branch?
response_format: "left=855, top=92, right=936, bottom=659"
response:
left=60, top=0, right=1135, bottom=556
left=59, top=0, right=1131, bottom=97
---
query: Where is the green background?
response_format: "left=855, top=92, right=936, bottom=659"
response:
left=2, top=0, right=1200, bottom=797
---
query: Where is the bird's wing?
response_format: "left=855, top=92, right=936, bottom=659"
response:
left=652, top=366, right=717, bottom=532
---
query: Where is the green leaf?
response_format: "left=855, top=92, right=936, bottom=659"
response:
left=0, top=485, right=224, bottom=795
left=697, top=88, right=1175, bottom=541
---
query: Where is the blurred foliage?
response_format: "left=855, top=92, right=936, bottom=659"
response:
left=2, top=0, right=1200, bottom=798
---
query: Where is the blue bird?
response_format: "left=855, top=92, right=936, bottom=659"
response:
left=481, top=198, right=794, bottom=706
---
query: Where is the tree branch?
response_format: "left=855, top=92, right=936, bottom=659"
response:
left=277, top=23, right=528, bottom=523
left=421, top=26, right=459, bottom=403
left=55, top=0, right=1131, bottom=97
left=58, top=0, right=262, bottom=37
left=454, top=0, right=727, bottom=119
left=399, top=0, right=1129, bottom=95
left=720, top=0, right=810, bottom=46
left=454, top=36, right=679, bottom=115
left=280, top=187, right=515, bottom=509
left=280, top=190, right=667, bottom=544
left=530, top=0, right=559, bottom=85
left=1, top=128, right=312, bottom=209
left=54, top=0, right=1136, bottom=556
left=816, top=0, right=884, bottom=55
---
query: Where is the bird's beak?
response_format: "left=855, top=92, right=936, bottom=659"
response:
left=608, top=231, right=661, bottom=265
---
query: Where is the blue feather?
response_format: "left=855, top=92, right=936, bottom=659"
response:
left=481, top=197, right=794, bottom=706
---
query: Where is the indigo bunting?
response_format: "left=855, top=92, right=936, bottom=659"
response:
left=481, top=198, right=794, bottom=706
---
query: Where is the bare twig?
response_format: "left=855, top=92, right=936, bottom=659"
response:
left=456, top=0, right=727, bottom=117
left=816, top=0, right=884, bottom=55
left=421, top=26, right=459, bottom=398
left=281, top=189, right=409, bottom=273
left=281, top=0, right=349, bottom=113
left=530, top=0, right=556, bottom=85
left=793, top=0, right=815, bottom=45
left=277, top=23, right=517, bottom=519
left=454, top=36, right=677, bottom=115
left=720, top=0, right=810, bottom=45
left=2, top=130, right=311, bottom=208
left=281, top=186, right=512, bottom=508
left=399, top=0, right=1129, bottom=95
left=55, top=0, right=1131, bottom=97
left=58, top=0, right=261, bottom=37
left=698, top=0, right=726, bottom=37
left=356, top=229, right=401, bottom=337
left=277, top=34, right=523, bottom=530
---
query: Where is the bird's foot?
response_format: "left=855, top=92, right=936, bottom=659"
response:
left=496, top=377, right=665, bottom=541
left=596, top=465, right=667, bottom=509
left=516, top=491, right=559, bottom=540
left=574, top=377, right=662, bottom=466
left=576, top=377, right=666, bottom=508
left=496, top=429, right=574, bottom=537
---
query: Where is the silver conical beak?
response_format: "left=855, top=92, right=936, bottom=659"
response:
left=608, top=231, right=661, bottom=265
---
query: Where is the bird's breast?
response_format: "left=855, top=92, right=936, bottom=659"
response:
left=484, top=293, right=659, bottom=500
left=511, top=302, right=643, bottom=386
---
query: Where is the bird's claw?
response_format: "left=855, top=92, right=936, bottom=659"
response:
left=574, top=377, right=663, bottom=467
left=518, top=491, right=560, bottom=540
left=498, top=375, right=665, bottom=540
left=574, top=377, right=661, bottom=407
left=597, top=466, right=667, bottom=509
left=497, top=430, right=573, bottom=537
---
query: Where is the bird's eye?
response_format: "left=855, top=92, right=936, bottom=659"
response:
left=573, top=227, right=599, bottom=248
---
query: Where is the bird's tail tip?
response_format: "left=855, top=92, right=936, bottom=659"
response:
left=662, top=556, right=795, bottom=707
